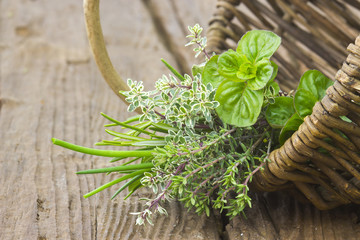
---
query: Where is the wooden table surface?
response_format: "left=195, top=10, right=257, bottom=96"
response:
left=1, top=0, right=359, bottom=239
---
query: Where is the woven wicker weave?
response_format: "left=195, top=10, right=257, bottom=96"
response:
left=206, top=0, right=360, bottom=209
left=206, top=0, right=360, bottom=92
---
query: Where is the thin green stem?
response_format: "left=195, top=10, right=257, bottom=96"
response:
left=101, top=112, right=162, bottom=138
left=111, top=174, right=143, bottom=200
left=52, top=138, right=155, bottom=157
left=161, top=58, right=186, bottom=81
left=84, top=168, right=151, bottom=198
left=76, top=162, right=154, bottom=174
left=178, top=128, right=236, bottom=156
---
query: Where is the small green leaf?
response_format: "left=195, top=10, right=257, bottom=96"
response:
left=237, top=30, right=281, bottom=62
left=297, top=70, right=333, bottom=100
left=265, top=96, right=294, bottom=128
left=215, top=80, right=263, bottom=127
left=264, top=80, right=280, bottom=98
left=279, top=112, right=304, bottom=145
left=294, top=70, right=333, bottom=119
left=192, top=62, right=205, bottom=77
left=218, top=50, right=247, bottom=81
left=247, top=58, right=273, bottom=90
left=202, top=55, right=226, bottom=88
left=236, top=62, right=257, bottom=80
left=294, top=89, right=318, bottom=118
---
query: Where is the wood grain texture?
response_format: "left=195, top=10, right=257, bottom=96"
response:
left=0, top=0, right=359, bottom=239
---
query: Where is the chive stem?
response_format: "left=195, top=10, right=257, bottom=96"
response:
left=76, top=162, right=154, bottom=174
left=52, top=138, right=154, bottom=157
left=83, top=168, right=151, bottom=198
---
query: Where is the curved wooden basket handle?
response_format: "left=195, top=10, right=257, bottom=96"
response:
left=83, top=0, right=141, bottom=113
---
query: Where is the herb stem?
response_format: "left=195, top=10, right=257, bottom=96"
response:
left=178, top=128, right=236, bottom=156
left=185, top=156, right=225, bottom=179
left=84, top=168, right=151, bottom=198
left=193, top=173, right=216, bottom=195
left=52, top=138, right=154, bottom=157
left=242, top=129, right=272, bottom=195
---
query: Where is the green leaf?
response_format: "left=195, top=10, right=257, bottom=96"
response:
left=236, top=61, right=257, bottom=80
left=294, top=70, right=333, bottom=119
left=279, top=112, right=304, bottom=145
left=218, top=50, right=247, bottom=81
left=192, top=62, right=205, bottom=77
left=247, top=58, right=273, bottom=90
left=294, top=89, right=318, bottom=118
left=215, top=80, right=263, bottom=127
left=264, top=81, right=280, bottom=99
left=269, top=61, right=278, bottom=82
left=265, top=96, right=295, bottom=128
left=202, top=55, right=226, bottom=88
left=297, top=70, right=333, bottom=100
left=237, top=30, right=281, bottom=63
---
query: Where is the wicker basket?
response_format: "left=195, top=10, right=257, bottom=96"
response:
left=207, top=0, right=360, bottom=92
left=83, top=0, right=360, bottom=210
left=206, top=0, right=360, bottom=210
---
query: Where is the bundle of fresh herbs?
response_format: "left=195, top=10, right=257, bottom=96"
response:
left=52, top=24, right=333, bottom=225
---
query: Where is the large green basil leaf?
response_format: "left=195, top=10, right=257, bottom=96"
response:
left=202, top=55, right=225, bottom=88
left=218, top=50, right=247, bottom=81
left=215, top=80, right=263, bottom=127
left=297, top=70, right=333, bottom=100
left=294, top=89, right=318, bottom=119
left=247, top=58, right=273, bottom=90
left=294, top=70, right=333, bottom=118
left=265, top=96, right=294, bottom=128
left=237, top=30, right=281, bottom=63
left=279, top=112, right=303, bottom=145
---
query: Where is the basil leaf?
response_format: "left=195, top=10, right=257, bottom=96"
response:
left=215, top=80, right=263, bottom=127
left=218, top=50, right=247, bottom=81
left=294, top=70, right=333, bottom=118
left=297, top=70, right=333, bottom=100
left=236, top=62, right=257, bottom=80
left=202, top=55, right=225, bottom=88
left=265, top=81, right=280, bottom=98
left=247, top=58, right=273, bottom=90
left=279, top=112, right=303, bottom=145
left=265, top=96, right=294, bottom=128
left=294, top=89, right=318, bottom=119
left=237, top=30, right=281, bottom=63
